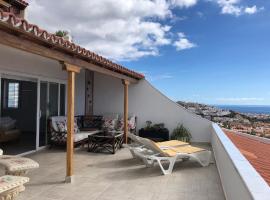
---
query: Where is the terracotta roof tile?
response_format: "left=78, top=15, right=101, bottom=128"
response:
left=12, top=0, right=28, bottom=7
left=224, top=130, right=270, bottom=186
left=0, top=10, right=144, bottom=80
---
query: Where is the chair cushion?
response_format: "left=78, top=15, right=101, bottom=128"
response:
left=74, top=132, right=89, bottom=142
left=51, top=116, right=66, bottom=132
left=102, top=118, right=118, bottom=131
left=117, top=115, right=136, bottom=131
left=52, top=116, right=79, bottom=133
left=128, top=115, right=136, bottom=130
left=116, top=118, right=124, bottom=131
left=0, top=175, right=29, bottom=193
left=73, top=131, right=101, bottom=142
left=56, top=121, right=67, bottom=132
left=156, top=140, right=188, bottom=148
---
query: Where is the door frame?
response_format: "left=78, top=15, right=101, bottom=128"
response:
left=38, top=80, right=67, bottom=149
left=0, top=69, right=67, bottom=154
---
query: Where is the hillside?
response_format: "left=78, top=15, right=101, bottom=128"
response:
left=177, top=101, right=270, bottom=138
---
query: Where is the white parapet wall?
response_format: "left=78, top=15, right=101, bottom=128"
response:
left=211, top=123, right=270, bottom=200
left=94, top=72, right=212, bottom=142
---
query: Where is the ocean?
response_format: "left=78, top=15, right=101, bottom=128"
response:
left=215, top=105, right=270, bottom=115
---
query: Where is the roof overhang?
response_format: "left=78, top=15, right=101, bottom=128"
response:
left=0, top=0, right=11, bottom=8
left=0, top=11, right=144, bottom=83
left=4, top=0, right=28, bottom=8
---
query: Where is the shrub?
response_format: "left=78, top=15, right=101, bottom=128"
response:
left=171, top=124, right=192, bottom=142
left=55, top=30, right=69, bottom=37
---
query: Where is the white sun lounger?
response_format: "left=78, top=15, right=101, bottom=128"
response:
left=127, top=133, right=189, bottom=160
left=130, top=136, right=211, bottom=175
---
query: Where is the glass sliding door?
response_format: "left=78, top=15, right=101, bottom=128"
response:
left=39, top=82, right=48, bottom=147
left=60, top=84, right=66, bottom=116
left=38, top=81, right=66, bottom=147
left=48, top=83, right=59, bottom=117
left=0, top=77, right=37, bottom=155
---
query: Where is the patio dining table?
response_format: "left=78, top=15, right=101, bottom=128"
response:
left=87, top=131, right=124, bottom=154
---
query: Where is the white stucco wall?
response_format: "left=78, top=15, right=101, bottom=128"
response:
left=0, top=44, right=67, bottom=81
left=211, top=124, right=270, bottom=200
left=94, top=72, right=212, bottom=143
left=0, top=44, right=86, bottom=115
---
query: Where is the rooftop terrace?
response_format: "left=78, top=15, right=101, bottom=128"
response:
left=12, top=147, right=225, bottom=200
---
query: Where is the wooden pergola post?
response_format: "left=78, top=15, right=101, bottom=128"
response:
left=122, top=80, right=130, bottom=144
left=62, top=62, right=80, bottom=183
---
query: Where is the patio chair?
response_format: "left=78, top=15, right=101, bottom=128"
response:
left=49, top=116, right=102, bottom=147
left=131, top=136, right=211, bottom=175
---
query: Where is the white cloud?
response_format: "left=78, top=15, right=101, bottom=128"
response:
left=142, top=71, right=173, bottom=81
left=27, top=0, right=173, bottom=61
left=216, top=97, right=265, bottom=102
left=216, top=0, right=263, bottom=16
left=244, top=6, right=264, bottom=15
left=244, top=6, right=257, bottom=14
left=197, top=11, right=204, bottom=18
left=174, top=32, right=197, bottom=51
left=217, top=0, right=242, bottom=16
left=26, top=0, right=199, bottom=61
left=147, top=74, right=173, bottom=81
left=169, top=0, right=198, bottom=8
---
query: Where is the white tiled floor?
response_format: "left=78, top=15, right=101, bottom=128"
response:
left=15, top=146, right=225, bottom=200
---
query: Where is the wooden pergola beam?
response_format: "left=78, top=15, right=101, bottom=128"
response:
left=0, top=28, right=138, bottom=83
left=0, top=0, right=11, bottom=7
left=122, top=79, right=130, bottom=144
left=62, top=62, right=81, bottom=183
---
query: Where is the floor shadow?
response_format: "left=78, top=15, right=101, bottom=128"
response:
left=93, top=158, right=143, bottom=168
left=27, top=180, right=65, bottom=186
left=102, top=166, right=163, bottom=181
left=100, top=159, right=206, bottom=181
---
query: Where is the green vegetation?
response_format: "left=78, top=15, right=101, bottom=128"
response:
left=171, top=124, right=192, bottom=143
left=55, top=30, right=69, bottom=37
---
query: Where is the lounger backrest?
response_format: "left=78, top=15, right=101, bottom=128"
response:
left=138, top=137, right=169, bottom=156
left=128, top=133, right=142, bottom=144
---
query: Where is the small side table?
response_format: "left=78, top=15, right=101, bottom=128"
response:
left=88, top=132, right=124, bottom=154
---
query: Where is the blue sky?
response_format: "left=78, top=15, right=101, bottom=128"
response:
left=28, top=0, right=270, bottom=105
left=119, top=0, right=270, bottom=105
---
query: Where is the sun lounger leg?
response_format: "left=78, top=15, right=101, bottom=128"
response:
left=155, top=157, right=177, bottom=175
left=142, top=157, right=155, bottom=168
left=129, top=148, right=137, bottom=159
left=189, top=151, right=212, bottom=167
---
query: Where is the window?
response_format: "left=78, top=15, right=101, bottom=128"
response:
left=7, top=82, right=19, bottom=108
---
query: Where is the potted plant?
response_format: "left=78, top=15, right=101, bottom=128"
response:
left=171, top=124, right=192, bottom=143
left=55, top=30, right=73, bottom=42
left=139, top=121, right=169, bottom=141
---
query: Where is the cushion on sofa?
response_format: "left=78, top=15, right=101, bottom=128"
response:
left=52, top=116, right=79, bottom=133
left=128, top=115, right=136, bottom=130
left=102, top=118, right=118, bottom=131
left=56, top=121, right=67, bottom=132
left=116, top=115, right=136, bottom=131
